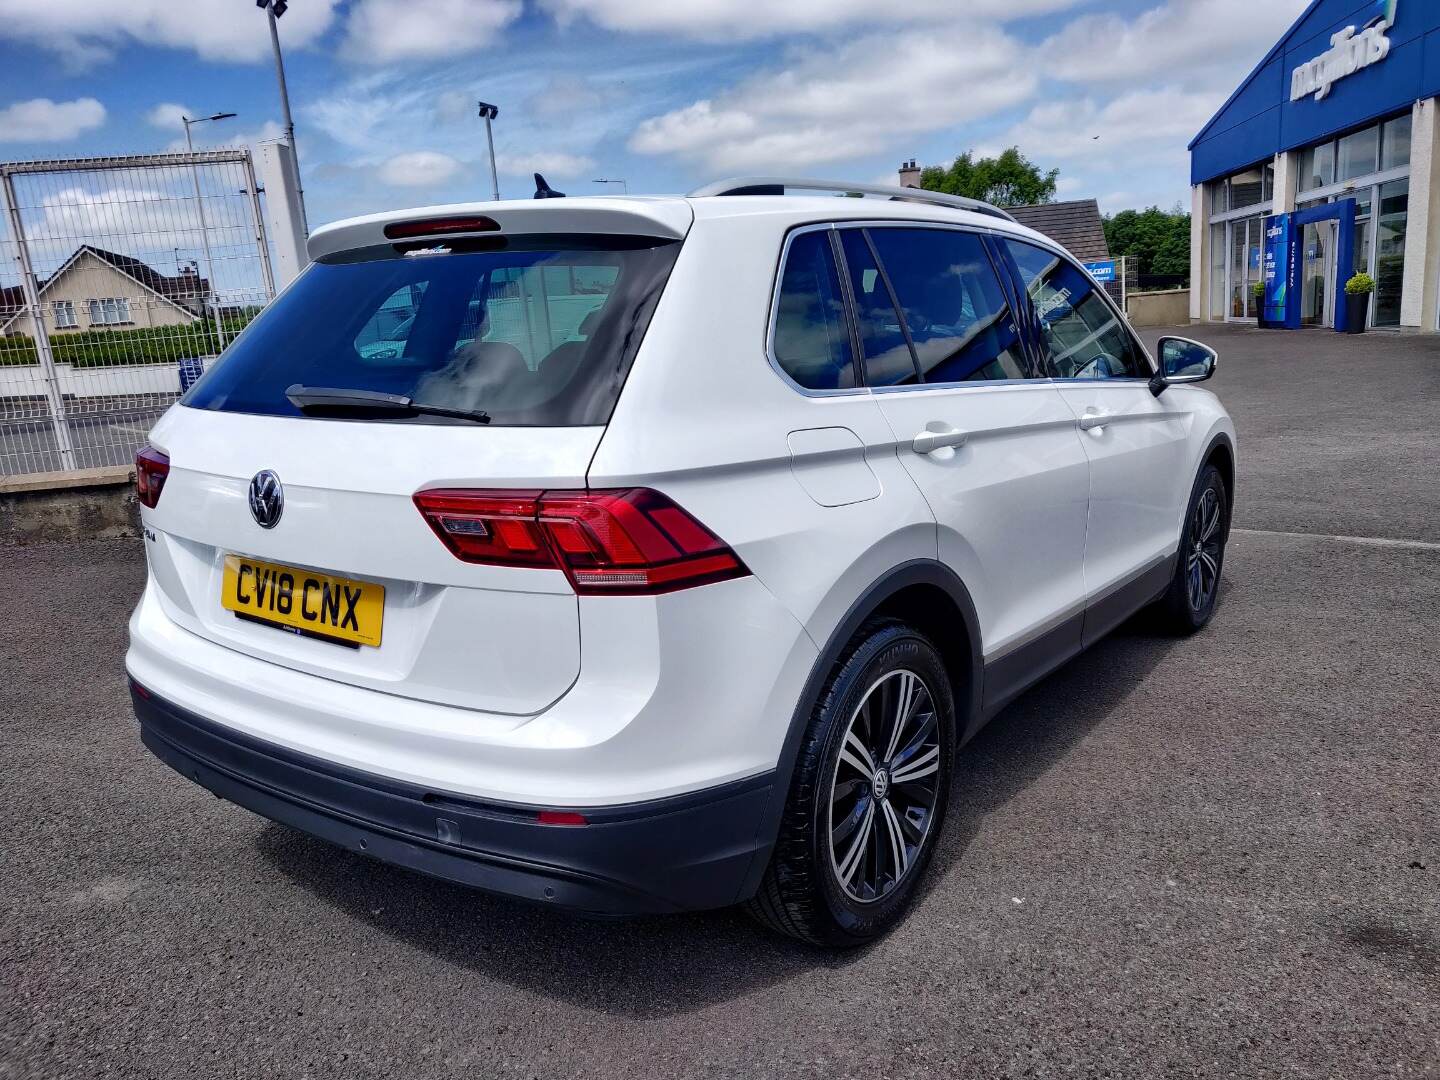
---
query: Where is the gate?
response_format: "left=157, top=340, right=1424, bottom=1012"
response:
left=1, top=150, right=276, bottom=477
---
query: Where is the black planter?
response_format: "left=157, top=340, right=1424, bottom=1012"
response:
left=1345, top=291, right=1371, bottom=334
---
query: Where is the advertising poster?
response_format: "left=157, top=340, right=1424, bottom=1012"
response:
left=1262, top=213, right=1293, bottom=324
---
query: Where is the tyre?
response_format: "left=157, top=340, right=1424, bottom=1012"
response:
left=747, top=619, right=955, bottom=947
left=1155, top=463, right=1229, bottom=634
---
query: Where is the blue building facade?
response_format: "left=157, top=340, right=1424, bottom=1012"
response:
left=1189, top=0, right=1440, bottom=331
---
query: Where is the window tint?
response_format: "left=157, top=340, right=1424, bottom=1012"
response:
left=1003, top=239, right=1147, bottom=380
left=185, top=236, right=680, bottom=426
left=838, top=230, right=919, bottom=386
left=865, top=228, right=1029, bottom=383
left=772, top=231, right=857, bottom=390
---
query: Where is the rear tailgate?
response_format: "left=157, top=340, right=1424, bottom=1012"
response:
left=138, top=200, right=692, bottom=717
left=142, top=406, right=598, bottom=715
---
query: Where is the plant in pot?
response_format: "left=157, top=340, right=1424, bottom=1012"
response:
left=1344, top=272, right=1374, bottom=335
left=1251, top=281, right=1266, bottom=327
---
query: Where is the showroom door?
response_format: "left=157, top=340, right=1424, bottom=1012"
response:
left=1301, top=221, right=1337, bottom=328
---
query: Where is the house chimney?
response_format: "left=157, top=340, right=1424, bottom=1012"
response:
left=898, top=158, right=921, bottom=188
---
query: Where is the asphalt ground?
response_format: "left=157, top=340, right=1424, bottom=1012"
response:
left=2, top=324, right=1437, bottom=1079
left=1, top=404, right=170, bottom=475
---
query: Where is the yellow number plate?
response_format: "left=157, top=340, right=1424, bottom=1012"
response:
left=221, top=555, right=384, bottom=648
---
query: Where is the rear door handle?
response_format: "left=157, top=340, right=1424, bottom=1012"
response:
left=1079, top=409, right=1112, bottom=431
left=911, top=425, right=969, bottom=455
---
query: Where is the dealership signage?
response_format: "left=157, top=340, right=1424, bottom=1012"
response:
left=1262, top=215, right=1294, bottom=325
left=1290, top=3, right=1397, bottom=102
left=1083, top=259, right=1116, bottom=283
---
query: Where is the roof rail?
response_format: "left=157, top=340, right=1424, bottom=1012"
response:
left=687, top=176, right=1017, bottom=223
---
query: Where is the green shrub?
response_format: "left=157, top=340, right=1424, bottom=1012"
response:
left=1251, top=281, right=1265, bottom=298
left=1345, top=272, right=1376, bottom=296
left=0, top=309, right=259, bottom=368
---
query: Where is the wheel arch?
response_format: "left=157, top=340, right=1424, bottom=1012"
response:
left=1201, top=431, right=1236, bottom=530
left=736, top=560, right=983, bottom=902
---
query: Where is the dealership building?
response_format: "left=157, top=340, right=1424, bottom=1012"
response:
left=1189, top=0, right=1440, bottom=331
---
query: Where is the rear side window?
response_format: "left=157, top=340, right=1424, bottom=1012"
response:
left=772, top=231, right=857, bottom=390
left=865, top=228, right=1030, bottom=383
left=1002, top=239, right=1148, bottom=380
left=838, top=230, right=920, bottom=387
left=185, top=235, right=680, bottom=426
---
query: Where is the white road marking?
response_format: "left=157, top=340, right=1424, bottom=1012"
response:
left=1233, top=528, right=1440, bottom=552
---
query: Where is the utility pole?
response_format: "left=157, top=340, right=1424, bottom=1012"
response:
left=477, top=101, right=500, bottom=201
left=258, top=0, right=308, bottom=232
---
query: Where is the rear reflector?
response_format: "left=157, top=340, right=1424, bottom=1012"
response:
left=535, top=810, right=588, bottom=826
left=135, top=446, right=170, bottom=509
left=414, top=488, right=749, bottom=595
left=383, top=216, right=501, bottom=239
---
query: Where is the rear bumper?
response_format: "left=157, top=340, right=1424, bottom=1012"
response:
left=132, top=684, right=776, bottom=916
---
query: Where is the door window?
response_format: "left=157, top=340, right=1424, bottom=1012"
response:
left=864, top=228, right=1029, bottom=383
left=1002, top=239, right=1147, bottom=380
left=837, top=230, right=920, bottom=386
left=771, top=230, right=858, bottom=390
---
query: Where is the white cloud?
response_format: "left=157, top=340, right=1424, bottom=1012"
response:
left=342, top=0, right=521, bottom=62
left=494, top=151, right=596, bottom=178
left=0, top=98, right=106, bottom=142
left=1098, top=191, right=1140, bottom=213
left=1040, top=0, right=1310, bottom=87
left=524, top=75, right=628, bottom=120
left=377, top=150, right=464, bottom=187
left=1001, top=88, right=1219, bottom=164
left=145, top=103, right=191, bottom=130
left=0, top=0, right=338, bottom=66
left=630, top=27, right=1038, bottom=171
left=543, top=0, right=1080, bottom=39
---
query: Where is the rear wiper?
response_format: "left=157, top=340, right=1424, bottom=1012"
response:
left=285, top=385, right=491, bottom=424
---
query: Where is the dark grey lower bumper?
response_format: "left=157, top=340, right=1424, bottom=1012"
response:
left=131, top=683, right=776, bottom=916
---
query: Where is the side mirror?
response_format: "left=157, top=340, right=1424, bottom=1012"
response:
left=1149, top=336, right=1218, bottom=397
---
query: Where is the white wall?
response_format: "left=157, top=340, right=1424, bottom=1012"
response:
left=0, top=362, right=185, bottom=399
left=1401, top=97, right=1439, bottom=330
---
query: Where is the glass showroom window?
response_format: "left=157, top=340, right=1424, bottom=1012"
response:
left=1206, top=162, right=1276, bottom=321
left=1374, top=179, right=1409, bottom=328
left=1292, top=111, right=1412, bottom=328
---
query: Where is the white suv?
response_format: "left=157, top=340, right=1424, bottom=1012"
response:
left=127, top=178, right=1235, bottom=946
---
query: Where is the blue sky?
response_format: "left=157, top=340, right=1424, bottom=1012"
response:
left=0, top=0, right=1312, bottom=232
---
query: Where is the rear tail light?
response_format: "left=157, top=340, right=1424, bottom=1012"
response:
left=135, top=446, right=170, bottom=509
left=414, top=488, right=749, bottom=595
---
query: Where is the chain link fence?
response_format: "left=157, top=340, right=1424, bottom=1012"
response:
left=1, top=150, right=275, bottom=477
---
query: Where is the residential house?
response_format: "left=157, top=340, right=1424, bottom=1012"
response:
left=0, top=245, right=211, bottom=338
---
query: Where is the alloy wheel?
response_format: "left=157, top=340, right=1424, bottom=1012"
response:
left=1186, top=486, right=1223, bottom=612
left=828, top=669, right=942, bottom=903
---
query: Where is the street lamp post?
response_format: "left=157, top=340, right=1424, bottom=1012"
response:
left=477, top=102, right=500, bottom=201
left=592, top=178, right=629, bottom=194
left=256, top=0, right=308, bottom=232
left=182, top=111, right=236, bottom=355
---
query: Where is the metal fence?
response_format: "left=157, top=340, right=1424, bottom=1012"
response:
left=0, top=150, right=275, bottom=477
left=1103, top=255, right=1138, bottom=314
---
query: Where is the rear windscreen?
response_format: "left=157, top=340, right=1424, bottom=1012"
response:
left=183, top=234, right=681, bottom=426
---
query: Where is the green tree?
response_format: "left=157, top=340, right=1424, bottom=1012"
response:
left=1103, top=205, right=1192, bottom=282
left=919, top=148, right=1059, bottom=207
